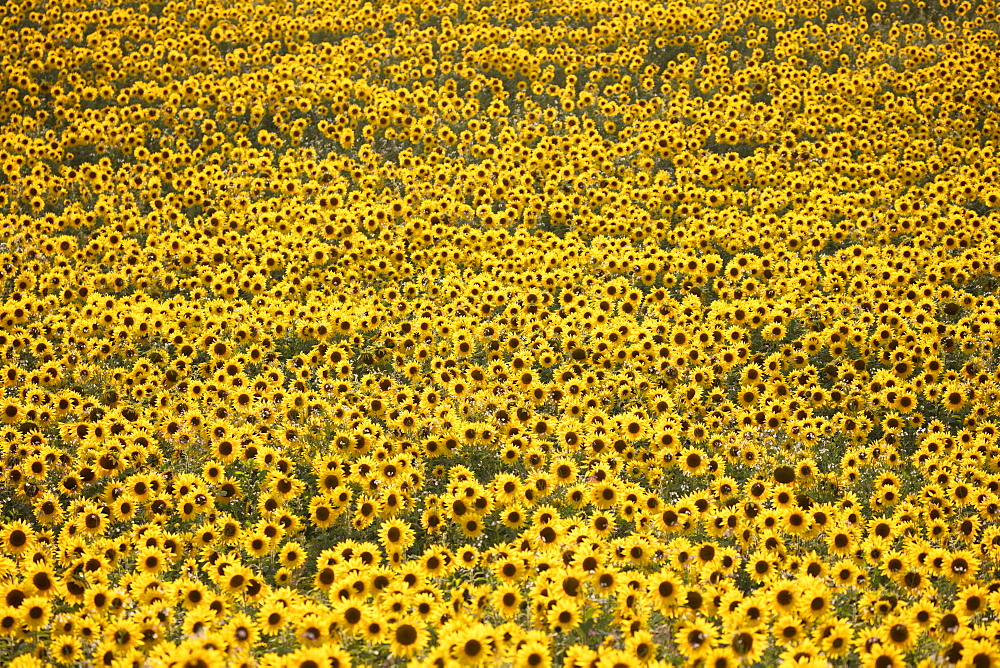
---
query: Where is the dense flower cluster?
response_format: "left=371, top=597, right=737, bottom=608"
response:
left=1, top=0, right=1000, bottom=665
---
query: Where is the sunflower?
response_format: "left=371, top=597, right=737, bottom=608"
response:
left=175, top=579, right=211, bottom=610
left=242, top=528, right=271, bottom=558
left=408, top=591, right=439, bottom=622
left=817, top=617, right=855, bottom=657
left=937, top=611, right=967, bottom=642
left=495, top=557, right=526, bottom=583
left=86, top=585, right=116, bottom=614
left=217, top=516, right=242, bottom=545
left=329, top=598, right=365, bottom=634
left=656, top=506, right=686, bottom=533
left=700, top=648, right=739, bottom=668
left=74, top=505, right=108, bottom=537
left=76, top=615, right=101, bottom=644
left=360, top=618, right=388, bottom=643
left=625, top=629, right=656, bottom=664
left=769, top=582, right=797, bottom=614
left=746, top=551, right=778, bottom=583
left=546, top=598, right=581, bottom=633
left=956, top=638, right=1000, bottom=668
left=50, top=635, right=82, bottom=665
left=800, top=578, right=832, bottom=621
left=500, top=505, right=528, bottom=529
left=589, top=511, right=617, bottom=538
left=274, top=567, right=293, bottom=587
left=943, top=387, right=967, bottom=412
left=530, top=520, right=561, bottom=548
left=622, top=536, right=654, bottom=566
left=19, top=595, right=50, bottom=629
left=564, top=645, right=598, bottom=668
left=0, top=402, right=22, bottom=424
left=283, top=646, right=337, bottom=668
left=677, top=619, right=717, bottom=660
left=420, top=549, right=451, bottom=578
left=32, top=495, right=63, bottom=526
left=591, top=482, right=619, bottom=509
left=861, top=644, right=905, bottom=668
left=782, top=507, right=810, bottom=535
left=136, top=546, right=167, bottom=575
left=379, top=588, right=409, bottom=621
left=878, top=616, right=916, bottom=652
left=1, top=522, right=36, bottom=558
left=25, top=565, right=60, bottom=599
left=389, top=619, right=428, bottom=659
left=772, top=614, right=804, bottom=647
left=460, top=516, right=485, bottom=539
left=955, top=583, right=989, bottom=618
left=279, top=542, right=306, bottom=570
left=353, top=496, right=381, bottom=530
left=421, top=507, right=444, bottom=533
left=827, top=528, right=858, bottom=557
left=106, top=618, right=143, bottom=653
left=680, top=447, right=708, bottom=475
left=515, top=639, right=551, bottom=668
left=257, top=599, right=292, bottom=636
left=571, top=545, right=604, bottom=574
left=730, top=596, right=767, bottom=630
left=831, top=559, right=863, bottom=589
left=450, top=626, right=496, bottom=665
left=0, top=606, right=21, bottom=638
left=218, top=564, right=254, bottom=595
left=905, top=598, right=938, bottom=631
left=944, top=550, right=979, bottom=585
left=297, top=611, right=331, bottom=646
left=8, top=652, right=46, bottom=668
left=493, top=585, right=522, bottom=618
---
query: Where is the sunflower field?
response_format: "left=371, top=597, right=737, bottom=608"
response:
left=1, top=0, right=1000, bottom=665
